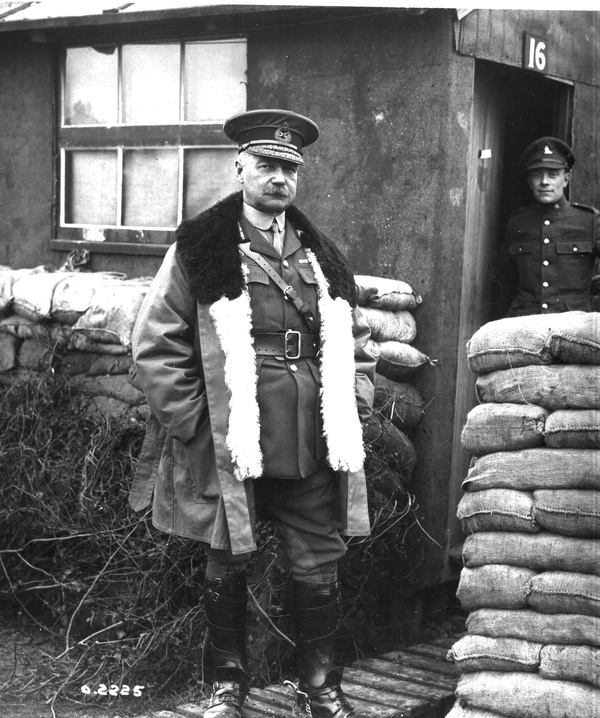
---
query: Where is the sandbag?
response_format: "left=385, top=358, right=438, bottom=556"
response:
left=363, top=415, right=417, bottom=480
left=466, top=608, right=600, bottom=648
left=0, top=332, right=20, bottom=373
left=360, top=306, right=417, bottom=343
left=476, top=365, right=600, bottom=410
left=57, top=352, right=133, bottom=377
left=466, top=312, right=600, bottom=374
left=533, top=489, right=600, bottom=538
left=544, top=409, right=600, bottom=449
left=69, top=332, right=130, bottom=355
left=461, top=403, right=547, bottom=455
left=0, top=266, right=48, bottom=317
left=549, top=311, right=600, bottom=365
left=456, top=565, right=535, bottom=611
left=72, top=278, right=151, bottom=347
left=12, top=271, right=79, bottom=321
left=463, top=449, right=600, bottom=492
left=354, top=275, right=422, bottom=311
left=526, top=571, right=600, bottom=618
left=540, top=644, right=600, bottom=688
left=18, top=339, right=54, bottom=370
left=373, top=377, right=424, bottom=429
left=448, top=634, right=541, bottom=673
left=463, top=532, right=600, bottom=576
left=51, top=271, right=127, bottom=324
left=466, top=315, right=553, bottom=375
left=376, top=340, right=433, bottom=380
left=457, top=490, right=538, bottom=534
left=0, top=313, right=71, bottom=346
left=456, top=671, right=600, bottom=718
left=445, top=703, right=507, bottom=718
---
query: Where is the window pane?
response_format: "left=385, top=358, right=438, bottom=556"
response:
left=185, top=41, right=247, bottom=122
left=123, top=149, right=179, bottom=227
left=184, top=148, right=239, bottom=216
left=64, top=151, right=117, bottom=225
left=122, top=44, right=180, bottom=125
left=64, top=47, right=118, bottom=125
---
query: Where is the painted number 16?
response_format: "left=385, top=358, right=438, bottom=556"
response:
left=524, top=33, right=547, bottom=72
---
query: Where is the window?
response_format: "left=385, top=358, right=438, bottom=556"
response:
left=56, top=39, right=246, bottom=251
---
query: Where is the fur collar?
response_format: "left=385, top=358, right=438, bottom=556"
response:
left=176, top=191, right=357, bottom=306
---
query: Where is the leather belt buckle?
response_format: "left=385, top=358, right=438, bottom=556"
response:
left=284, top=329, right=301, bottom=360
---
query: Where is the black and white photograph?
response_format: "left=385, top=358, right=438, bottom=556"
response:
left=1, top=2, right=599, bottom=718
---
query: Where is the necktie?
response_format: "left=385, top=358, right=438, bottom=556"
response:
left=270, top=219, right=284, bottom=255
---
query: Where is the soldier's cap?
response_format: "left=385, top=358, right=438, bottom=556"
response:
left=223, top=109, right=319, bottom=165
left=520, top=136, right=575, bottom=172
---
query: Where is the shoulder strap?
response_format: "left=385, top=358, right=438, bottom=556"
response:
left=238, top=240, right=317, bottom=332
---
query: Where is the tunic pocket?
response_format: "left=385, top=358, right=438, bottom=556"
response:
left=246, top=264, right=270, bottom=284
left=555, top=239, right=593, bottom=256
left=297, top=265, right=318, bottom=285
left=509, top=242, right=535, bottom=256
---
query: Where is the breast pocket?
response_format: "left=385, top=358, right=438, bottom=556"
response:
left=555, top=240, right=593, bottom=257
left=508, top=241, right=535, bottom=257
left=509, top=241, right=536, bottom=283
left=555, top=240, right=594, bottom=291
left=297, top=264, right=319, bottom=287
left=246, top=263, right=270, bottom=286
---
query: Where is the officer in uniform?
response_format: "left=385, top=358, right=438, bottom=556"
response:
left=131, top=110, right=376, bottom=718
left=505, top=136, right=600, bottom=317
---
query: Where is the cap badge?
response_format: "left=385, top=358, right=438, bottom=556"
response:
left=544, top=145, right=553, bottom=155
left=275, top=125, right=292, bottom=143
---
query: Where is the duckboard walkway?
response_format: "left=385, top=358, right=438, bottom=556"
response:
left=133, top=638, right=459, bottom=718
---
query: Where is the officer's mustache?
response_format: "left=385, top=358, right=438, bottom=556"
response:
left=264, top=188, right=289, bottom=197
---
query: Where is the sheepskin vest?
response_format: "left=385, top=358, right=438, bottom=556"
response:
left=175, top=192, right=365, bottom=480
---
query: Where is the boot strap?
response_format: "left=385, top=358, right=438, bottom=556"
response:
left=285, top=680, right=354, bottom=717
left=210, top=681, right=248, bottom=707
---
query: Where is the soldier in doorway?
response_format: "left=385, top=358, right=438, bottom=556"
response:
left=505, top=136, right=600, bottom=317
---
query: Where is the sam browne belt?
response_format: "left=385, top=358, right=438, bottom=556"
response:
left=252, top=331, right=319, bottom=360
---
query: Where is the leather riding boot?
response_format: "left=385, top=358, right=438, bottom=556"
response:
left=288, top=581, right=356, bottom=718
left=204, top=571, right=249, bottom=718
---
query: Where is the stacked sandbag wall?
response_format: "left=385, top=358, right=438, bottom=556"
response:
left=446, top=312, right=600, bottom=718
left=1, top=266, right=433, bottom=450
left=355, top=275, right=434, bottom=486
left=0, top=265, right=151, bottom=420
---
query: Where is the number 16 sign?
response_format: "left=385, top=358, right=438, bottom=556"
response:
left=523, top=32, right=548, bottom=73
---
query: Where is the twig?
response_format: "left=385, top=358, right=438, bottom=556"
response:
left=247, top=586, right=295, bottom=648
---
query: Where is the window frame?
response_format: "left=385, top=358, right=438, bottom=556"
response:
left=52, top=36, right=247, bottom=256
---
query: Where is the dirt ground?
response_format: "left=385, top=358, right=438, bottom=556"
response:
left=0, top=614, right=186, bottom=718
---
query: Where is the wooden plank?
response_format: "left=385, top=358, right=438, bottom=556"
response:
left=265, top=681, right=431, bottom=717
left=343, top=685, right=435, bottom=718
left=456, top=9, right=600, bottom=86
left=396, top=644, right=452, bottom=661
left=344, top=667, right=452, bottom=703
left=367, top=651, right=458, bottom=679
left=348, top=658, right=457, bottom=690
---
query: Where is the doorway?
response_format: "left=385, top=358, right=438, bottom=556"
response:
left=445, top=60, right=573, bottom=567
left=489, top=62, right=573, bottom=319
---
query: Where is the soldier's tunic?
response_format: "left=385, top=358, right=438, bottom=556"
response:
left=239, top=215, right=328, bottom=479
left=506, top=195, right=600, bottom=316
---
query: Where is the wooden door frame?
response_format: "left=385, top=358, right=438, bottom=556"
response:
left=443, top=61, right=574, bottom=577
